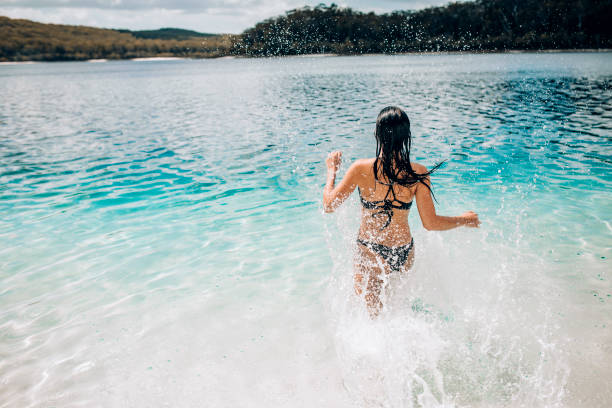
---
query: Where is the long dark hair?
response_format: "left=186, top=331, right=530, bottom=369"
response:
left=373, top=106, right=443, bottom=196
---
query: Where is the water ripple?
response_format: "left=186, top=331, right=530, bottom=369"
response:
left=0, top=53, right=611, bottom=407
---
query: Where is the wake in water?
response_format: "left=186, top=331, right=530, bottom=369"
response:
left=323, top=197, right=570, bottom=408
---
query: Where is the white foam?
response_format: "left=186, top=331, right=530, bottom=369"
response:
left=131, top=57, right=186, bottom=61
left=323, top=199, right=574, bottom=407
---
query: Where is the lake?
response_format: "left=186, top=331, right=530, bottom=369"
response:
left=1, top=53, right=611, bottom=407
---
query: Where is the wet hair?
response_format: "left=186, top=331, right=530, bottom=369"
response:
left=373, top=106, right=443, bottom=196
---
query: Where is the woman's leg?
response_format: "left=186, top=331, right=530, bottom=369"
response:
left=398, top=242, right=415, bottom=272
left=354, top=244, right=386, bottom=318
left=355, top=241, right=416, bottom=317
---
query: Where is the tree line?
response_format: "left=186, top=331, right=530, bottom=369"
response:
left=0, top=17, right=233, bottom=61
left=1, top=0, right=611, bottom=62
left=234, top=0, right=612, bottom=56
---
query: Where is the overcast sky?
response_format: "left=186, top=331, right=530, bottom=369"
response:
left=0, top=0, right=452, bottom=33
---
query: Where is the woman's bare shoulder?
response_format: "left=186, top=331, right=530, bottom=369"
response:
left=355, top=157, right=376, bottom=164
left=351, top=158, right=375, bottom=171
left=410, top=162, right=429, bottom=175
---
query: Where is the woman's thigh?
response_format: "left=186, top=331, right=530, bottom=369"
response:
left=399, top=242, right=415, bottom=272
left=354, top=242, right=416, bottom=294
left=353, top=244, right=386, bottom=296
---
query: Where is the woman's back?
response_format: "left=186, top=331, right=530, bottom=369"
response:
left=354, top=158, right=423, bottom=246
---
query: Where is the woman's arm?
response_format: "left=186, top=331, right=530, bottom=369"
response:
left=323, top=151, right=360, bottom=213
left=414, top=171, right=480, bottom=231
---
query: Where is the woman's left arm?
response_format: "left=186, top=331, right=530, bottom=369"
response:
left=323, top=151, right=361, bottom=213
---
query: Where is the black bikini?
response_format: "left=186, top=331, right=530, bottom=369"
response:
left=359, top=185, right=412, bottom=230
left=357, top=182, right=414, bottom=272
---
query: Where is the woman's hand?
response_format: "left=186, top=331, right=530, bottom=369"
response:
left=326, top=151, right=342, bottom=172
left=323, top=154, right=360, bottom=213
left=461, top=211, right=481, bottom=228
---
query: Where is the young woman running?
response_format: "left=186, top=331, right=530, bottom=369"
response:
left=323, top=106, right=480, bottom=317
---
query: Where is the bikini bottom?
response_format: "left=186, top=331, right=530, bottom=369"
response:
left=357, top=238, right=414, bottom=273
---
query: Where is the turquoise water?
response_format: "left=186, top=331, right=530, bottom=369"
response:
left=0, top=53, right=610, bottom=407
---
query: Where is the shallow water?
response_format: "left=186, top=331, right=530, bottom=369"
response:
left=0, top=53, right=611, bottom=407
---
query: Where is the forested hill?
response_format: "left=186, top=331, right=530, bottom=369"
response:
left=1, top=0, right=612, bottom=62
left=115, top=28, right=215, bottom=40
left=234, top=0, right=612, bottom=56
left=0, top=17, right=231, bottom=61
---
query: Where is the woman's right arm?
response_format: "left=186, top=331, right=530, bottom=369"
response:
left=414, top=170, right=480, bottom=231
left=323, top=152, right=361, bottom=213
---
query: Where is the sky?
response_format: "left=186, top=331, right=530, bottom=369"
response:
left=0, top=0, right=452, bottom=34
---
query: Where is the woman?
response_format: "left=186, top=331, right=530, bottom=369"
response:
left=323, top=106, right=480, bottom=317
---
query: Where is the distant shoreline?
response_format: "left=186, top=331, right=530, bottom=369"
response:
left=1, top=49, right=610, bottom=64
left=282, top=49, right=612, bottom=58
left=3, top=3, right=610, bottom=64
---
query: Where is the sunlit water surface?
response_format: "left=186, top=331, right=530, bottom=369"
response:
left=1, top=53, right=611, bottom=407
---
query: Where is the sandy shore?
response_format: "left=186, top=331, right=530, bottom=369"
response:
left=131, top=57, right=187, bottom=61
left=0, top=61, right=39, bottom=65
left=1, top=49, right=609, bottom=64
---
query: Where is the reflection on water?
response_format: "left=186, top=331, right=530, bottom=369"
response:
left=0, top=53, right=611, bottom=407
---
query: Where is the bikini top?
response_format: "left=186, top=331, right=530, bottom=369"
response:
left=359, top=182, right=413, bottom=230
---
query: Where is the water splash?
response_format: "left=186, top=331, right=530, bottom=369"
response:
left=0, top=53, right=610, bottom=407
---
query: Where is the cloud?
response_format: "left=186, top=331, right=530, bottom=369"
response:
left=0, top=0, right=267, bottom=11
left=0, top=0, right=451, bottom=33
left=1, top=0, right=449, bottom=12
left=0, top=6, right=267, bottom=32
